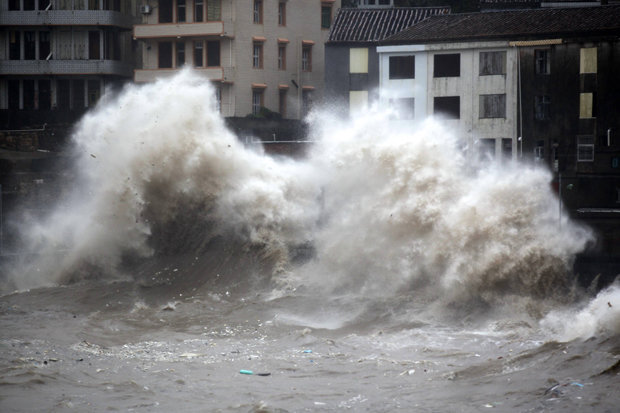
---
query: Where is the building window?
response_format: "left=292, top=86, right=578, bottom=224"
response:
left=8, top=80, right=20, bottom=109
left=207, top=0, right=221, bottom=21
left=479, top=51, right=505, bottom=76
left=9, top=0, right=20, bottom=11
left=479, top=94, right=506, bottom=119
left=159, top=41, right=173, bottom=68
left=194, top=41, right=204, bottom=67
left=534, top=95, right=550, bottom=120
left=253, top=0, right=263, bottom=24
left=24, top=31, right=36, bottom=60
left=87, top=79, right=100, bottom=107
left=321, top=4, right=332, bottom=29
left=579, top=92, right=595, bottom=118
left=390, top=98, right=415, bottom=119
left=207, top=41, right=220, bottom=67
left=577, top=136, right=594, bottom=162
left=159, top=0, right=173, bottom=23
left=479, top=138, right=496, bottom=159
left=302, top=89, right=313, bottom=116
left=214, top=87, right=221, bottom=112
left=502, top=138, right=512, bottom=160
left=39, top=79, right=51, bottom=109
left=177, top=0, right=186, bottom=22
left=9, top=31, right=21, bottom=60
left=252, top=89, right=264, bottom=115
left=253, top=42, right=263, bottom=68
left=433, top=54, right=460, bottom=77
left=278, top=44, right=286, bottom=70
left=195, top=0, right=204, bottom=22
left=88, top=30, right=100, bottom=60
left=350, top=48, right=368, bottom=74
left=434, top=96, right=460, bottom=119
left=176, top=41, right=185, bottom=67
left=535, top=49, right=550, bottom=75
left=389, top=55, right=415, bottom=79
left=580, top=47, right=597, bottom=74
left=302, top=44, right=312, bottom=72
left=279, top=89, right=287, bottom=117
left=534, top=140, right=545, bottom=161
left=278, top=2, right=286, bottom=26
left=23, top=79, right=35, bottom=109
left=39, top=31, right=51, bottom=60
left=349, top=91, right=369, bottom=113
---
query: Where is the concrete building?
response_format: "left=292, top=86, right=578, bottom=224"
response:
left=379, top=5, right=620, bottom=268
left=133, top=0, right=341, bottom=120
left=378, top=36, right=518, bottom=162
left=325, top=6, right=449, bottom=116
left=0, top=0, right=140, bottom=131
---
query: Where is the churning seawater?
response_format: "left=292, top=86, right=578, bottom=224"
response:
left=1, top=70, right=619, bottom=412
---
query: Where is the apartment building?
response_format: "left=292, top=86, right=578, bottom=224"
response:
left=0, top=0, right=139, bottom=130
left=133, top=0, right=341, bottom=119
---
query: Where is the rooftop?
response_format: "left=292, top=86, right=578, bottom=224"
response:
left=328, top=7, right=450, bottom=43
left=384, top=5, right=620, bottom=43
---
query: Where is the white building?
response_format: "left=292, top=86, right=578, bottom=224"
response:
left=377, top=40, right=519, bottom=162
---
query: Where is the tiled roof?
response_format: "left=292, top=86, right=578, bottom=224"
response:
left=384, top=5, right=620, bottom=43
left=327, top=7, right=451, bottom=43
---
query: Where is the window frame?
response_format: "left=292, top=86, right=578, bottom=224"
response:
left=321, top=4, right=332, bottom=29
left=252, top=89, right=264, bottom=115
left=278, top=44, right=286, bottom=70
left=195, top=0, right=204, bottom=22
left=433, top=53, right=460, bottom=78
left=433, top=96, right=460, bottom=119
left=479, top=51, right=506, bottom=76
left=577, top=135, right=595, bottom=162
left=535, top=49, right=550, bottom=75
left=534, top=95, right=551, bottom=121
left=389, top=55, right=415, bottom=80
left=253, top=0, right=263, bottom=24
left=252, top=42, right=263, bottom=69
left=278, top=1, right=286, bottom=26
left=479, top=94, right=506, bottom=119
left=194, top=40, right=204, bottom=67
left=302, top=44, right=312, bottom=72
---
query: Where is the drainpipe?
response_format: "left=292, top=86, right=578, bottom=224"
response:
left=517, top=46, right=523, bottom=159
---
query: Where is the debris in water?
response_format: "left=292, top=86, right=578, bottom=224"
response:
left=303, top=349, right=312, bottom=353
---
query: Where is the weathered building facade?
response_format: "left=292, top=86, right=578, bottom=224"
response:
left=325, top=6, right=449, bottom=116
left=133, top=0, right=340, bottom=120
left=0, top=0, right=140, bottom=131
left=380, top=6, right=620, bottom=265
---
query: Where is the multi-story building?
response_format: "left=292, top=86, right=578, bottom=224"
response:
left=133, top=0, right=341, bottom=120
left=325, top=5, right=450, bottom=116
left=0, top=0, right=139, bottom=131
left=379, top=5, right=620, bottom=262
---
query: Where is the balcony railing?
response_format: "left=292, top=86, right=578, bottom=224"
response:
left=0, top=10, right=135, bottom=29
left=134, top=22, right=224, bottom=39
left=134, top=67, right=224, bottom=83
left=0, top=60, right=133, bottom=77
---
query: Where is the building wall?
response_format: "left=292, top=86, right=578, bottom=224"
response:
left=378, top=41, right=518, bottom=161
left=136, top=0, right=340, bottom=119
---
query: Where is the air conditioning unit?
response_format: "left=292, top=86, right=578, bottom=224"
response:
left=140, top=5, right=152, bottom=14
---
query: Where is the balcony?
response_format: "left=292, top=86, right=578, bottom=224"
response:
left=0, top=60, right=133, bottom=77
left=134, top=67, right=224, bottom=83
left=0, top=10, right=134, bottom=29
left=134, top=22, right=224, bottom=39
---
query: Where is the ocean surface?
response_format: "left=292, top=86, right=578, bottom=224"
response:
left=1, top=70, right=618, bottom=412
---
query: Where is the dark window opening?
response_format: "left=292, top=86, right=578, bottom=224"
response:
left=176, top=41, right=185, bottom=67
left=88, top=0, right=99, bottom=10
left=72, top=80, right=85, bottom=109
left=9, top=0, right=20, bottom=11
left=39, top=0, right=52, bottom=10
left=194, top=41, right=204, bottom=67
left=279, top=89, right=287, bottom=117
left=253, top=0, right=263, bottom=24
left=39, top=79, right=51, bottom=110
left=479, top=138, right=496, bottom=159
left=434, top=54, right=460, bottom=77
left=158, top=42, right=173, bottom=68
left=159, top=0, right=173, bottom=23
left=279, top=2, right=286, bottom=26
left=535, top=49, right=550, bottom=75
left=88, top=31, right=100, bottom=60
left=39, top=31, right=51, bottom=60
left=502, top=138, right=512, bottom=159
left=57, top=80, right=70, bottom=109
left=9, top=31, right=21, bottom=60
left=177, top=0, right=186, bottom=22
left=207, top=41, right=220, bottom=67
left=23, top=80, right=35, bottom=110
left=389, top=55, right=415, bottom=79
left=8, top=80, right=20, bottom=110
left=24, top=31, right=36, bottom=60
left=535, top=95, right=551, bottom=120
left=434, top=96, right=460, bottom=119
left=24, top=0, right=35, bottom=10
left=87, top=80, right=100, bottom=107
left=195, top=0, right=204, bottom=22
left=104, top=31, right=121, bottom=60
left=321, top=5, right=332, bottom=28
